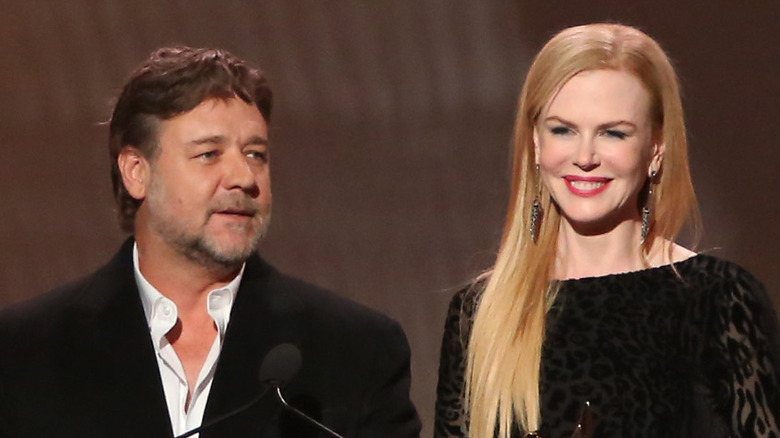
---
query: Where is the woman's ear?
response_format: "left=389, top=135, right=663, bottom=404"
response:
left=533, top=127, right=541, bottom=166
left=650, top=141, right=665, bottom=176
left=117, top=147, right=150, bottom=200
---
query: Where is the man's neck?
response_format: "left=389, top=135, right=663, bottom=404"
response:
left=135, top=237, right=242, bottom=312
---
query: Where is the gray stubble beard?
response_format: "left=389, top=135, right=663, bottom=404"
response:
left=155, top=208, right=272, bottom=272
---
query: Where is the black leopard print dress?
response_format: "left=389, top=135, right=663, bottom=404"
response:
left=435, top=255, right=780, bottom=438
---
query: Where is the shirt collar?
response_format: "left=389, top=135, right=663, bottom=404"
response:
left=133, top=243, right=244, bottom=345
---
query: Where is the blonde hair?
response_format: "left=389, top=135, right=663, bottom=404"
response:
left=466, top=23, right=700, bottom=438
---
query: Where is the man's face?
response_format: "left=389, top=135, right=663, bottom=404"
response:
left=137, top=97, right=272, bottom=269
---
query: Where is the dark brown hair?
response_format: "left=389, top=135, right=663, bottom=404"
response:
left=108, top=46, right=273, bottom=232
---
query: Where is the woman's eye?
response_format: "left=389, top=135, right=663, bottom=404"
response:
left=550, top=126, right=572, bottom=136
left=603, top=129, right=628, bottom=140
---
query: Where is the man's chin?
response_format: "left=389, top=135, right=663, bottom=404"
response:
left=177, top=234, right=261, bottom=271
left=211, top=247, right=256, bottom=266
left=205, top=239, right=260, bottom=265
left=183, top=218, right=268, bottom=269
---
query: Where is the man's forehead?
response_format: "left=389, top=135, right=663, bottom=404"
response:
left=157, top=97, right=268, bottom=142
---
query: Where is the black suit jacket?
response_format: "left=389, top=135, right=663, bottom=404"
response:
left=0, top=239, right=421, bottom=437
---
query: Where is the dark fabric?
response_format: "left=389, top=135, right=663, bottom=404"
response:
left=0, top=238, right=421, bottom=438
left=434, top=255, right=780, bottom=438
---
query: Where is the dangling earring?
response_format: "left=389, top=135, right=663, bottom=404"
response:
left=641, top=170, right=657, bottom=243
left=530, top=164, right=542, bottom=242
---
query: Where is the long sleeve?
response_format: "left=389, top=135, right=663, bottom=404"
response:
left=701, top=264, right=780, bottom=437
left=434, top=288, right=478, bottom=438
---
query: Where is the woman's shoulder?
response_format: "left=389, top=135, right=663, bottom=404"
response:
left=677, top=254, right=779, bottom=341
left=441, top=279, right=487, bottom=350
left=652, top=240, right=760, bottom=289
left=677, top=252, right=765, bottom=294
left=447, top=280, right=484, bottom=316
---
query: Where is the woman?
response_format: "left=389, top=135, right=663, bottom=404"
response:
left=434, top=23, right=780, bottom=438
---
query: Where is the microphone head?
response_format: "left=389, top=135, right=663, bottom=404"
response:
left=257, top=343, right=302, bottom=386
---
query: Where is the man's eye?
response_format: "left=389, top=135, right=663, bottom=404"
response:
left=198, top=151, right=217, bottom=160
left=603, top=129, right=627, bottom=140
left=550, top=126, right=572, bottom=136
left=246, top=150, right=268, bottom=162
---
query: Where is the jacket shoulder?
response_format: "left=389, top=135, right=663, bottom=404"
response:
left=0, top=241, right=134, bottom=335
left=268, top=267, right=403, bottom=333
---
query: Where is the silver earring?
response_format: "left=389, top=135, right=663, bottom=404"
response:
left=530, top=164, right=542, bottom=242
left=641, top=170, right=657, bottom=243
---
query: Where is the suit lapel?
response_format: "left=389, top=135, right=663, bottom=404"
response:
left=202, top=254, right=305, bottom=437
left=70, top=239, right=173, bottom=437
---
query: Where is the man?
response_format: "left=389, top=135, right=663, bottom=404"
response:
left=0, top=47, right=421, bottom=438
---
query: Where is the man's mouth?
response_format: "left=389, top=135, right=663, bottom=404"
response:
left=216, top=208, right=255, bottom=217
left=210, top=196, right=261, bottom=218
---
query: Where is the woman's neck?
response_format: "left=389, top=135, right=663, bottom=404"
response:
left=554, top=219, right=648, bottom=280
left=554, top=219, right=696, bottom=280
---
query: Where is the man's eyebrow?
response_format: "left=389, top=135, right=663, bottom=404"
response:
left=244, top=135, right=269, bottom=146
left=188, top=135, right=269, bottom=146
left=191, top=135, right=227, bottom=145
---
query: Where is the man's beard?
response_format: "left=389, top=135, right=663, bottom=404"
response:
left=147, top=183, right=272, bottom=271
left=171, top=209, right=271, bottom=270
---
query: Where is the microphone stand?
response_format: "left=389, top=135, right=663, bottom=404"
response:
left=274, top=386, right=345, bottom=438
left=175, top=344, right=344, bottom=438
left=174, top=386, right=271, bottom=438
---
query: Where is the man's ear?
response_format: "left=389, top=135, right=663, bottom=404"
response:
left=117, top=147, right=150, bottom=200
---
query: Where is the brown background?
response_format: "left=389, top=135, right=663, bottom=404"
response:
left=0, top=1, right=778, bottom=435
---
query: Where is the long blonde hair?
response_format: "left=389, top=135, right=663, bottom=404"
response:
left=466, top=23, right=700, bottom=438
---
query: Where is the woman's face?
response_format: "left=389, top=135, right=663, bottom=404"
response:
left=534, top=69, right=663, bottom=235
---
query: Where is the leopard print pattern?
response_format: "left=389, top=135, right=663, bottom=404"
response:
left=434, top=255, right=780, bottom=438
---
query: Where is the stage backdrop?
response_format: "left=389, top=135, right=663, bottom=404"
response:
left=1, top=1, right=778, bottom=434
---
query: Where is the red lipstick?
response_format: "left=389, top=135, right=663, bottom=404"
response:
left=563, top=176, right=611, bottom=197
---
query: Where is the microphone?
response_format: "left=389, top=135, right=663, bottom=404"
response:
left=258, top=343, right=301, bottom=386
left=264, top=345, right=345, bottom=438
left=175, top=343, right=302, bottom=438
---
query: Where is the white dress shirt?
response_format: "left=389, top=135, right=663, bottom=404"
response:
left=133, top=244, right=243, bottom=437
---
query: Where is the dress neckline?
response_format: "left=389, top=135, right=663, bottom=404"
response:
left=556, top=253, right=703, bottom=284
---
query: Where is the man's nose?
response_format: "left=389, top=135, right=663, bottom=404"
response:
left=223, top=150, right=260, bottom=195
